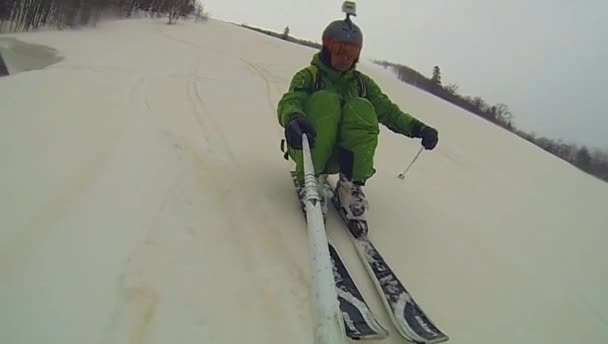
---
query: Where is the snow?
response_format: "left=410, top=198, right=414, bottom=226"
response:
left=1, top=17, right=607, bottom=344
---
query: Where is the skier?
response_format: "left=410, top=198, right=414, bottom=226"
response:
left=278, top=16, right=439, bottom=222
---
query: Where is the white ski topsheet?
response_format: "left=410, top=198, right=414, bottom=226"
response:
left=1, top=18, right=607, bottom=344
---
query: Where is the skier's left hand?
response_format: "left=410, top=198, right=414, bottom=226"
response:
left=419, top=125, right=439, bottom=150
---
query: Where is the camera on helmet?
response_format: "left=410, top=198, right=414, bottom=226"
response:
left=342, top=1, right=357, bottom=17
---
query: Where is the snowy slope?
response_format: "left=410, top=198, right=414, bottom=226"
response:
left=1, top=18, right=607, bottom=344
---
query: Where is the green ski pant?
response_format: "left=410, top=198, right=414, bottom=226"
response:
left=288, top=90, right=380, bottom=186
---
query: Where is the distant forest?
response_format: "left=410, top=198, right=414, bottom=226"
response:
left=0, top=0, right=207, bottom=31
left=242, top=24, right=608, bottom=183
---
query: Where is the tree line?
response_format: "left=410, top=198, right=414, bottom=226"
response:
left=0, top=0, right=207, bottom=32
left=374, top=60, right=608, bottom=183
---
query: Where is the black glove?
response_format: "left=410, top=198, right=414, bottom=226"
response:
left=413, top=123, right=439, bottom=150
left=285, top=114, right=316, bottom=150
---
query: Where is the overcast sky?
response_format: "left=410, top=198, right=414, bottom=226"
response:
left=202, top=0, right=607, bottom=149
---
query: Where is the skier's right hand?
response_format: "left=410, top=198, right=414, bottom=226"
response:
left=285, top=114, right=316, bottom=150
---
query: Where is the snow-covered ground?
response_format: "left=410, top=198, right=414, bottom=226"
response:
left=1, top=18, right=607, bottom=344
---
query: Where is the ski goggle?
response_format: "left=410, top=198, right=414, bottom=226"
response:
left=326, top=40, right=362, bottom=60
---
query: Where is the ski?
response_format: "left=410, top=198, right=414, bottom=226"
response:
left=328, top=243, right=390, bottom=340
left=331, top=185, right=449, bottom=344
left=290, top=171, right=389, bottom=340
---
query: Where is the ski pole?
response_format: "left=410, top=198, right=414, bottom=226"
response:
left=301, top=132, right=347, bottom=343
left=397, top=146, right=423, bottom=180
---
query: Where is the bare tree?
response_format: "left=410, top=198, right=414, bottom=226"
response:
left=471, top=96, right=489, bottom=113
left=193, top=1, right=207, bottom=22
left=491, top=103, right=512, bottom=125
left=444, top=83, right=458, bottom=95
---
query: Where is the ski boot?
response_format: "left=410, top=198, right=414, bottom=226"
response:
left=332, top=173, right=369, bottom=237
